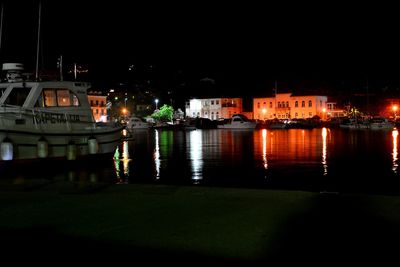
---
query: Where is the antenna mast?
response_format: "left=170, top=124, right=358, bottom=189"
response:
left=35, top=1, right=42, bottom=80
left=0, top=3, right=4, bottom=54
left=274, top=80, right=277, bottom=118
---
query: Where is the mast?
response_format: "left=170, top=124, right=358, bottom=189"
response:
left=366, top=77, right=369, bottom=117
left=35, top=1, right=42, bottom=80
left=274, top=80, right=277, bottom=118
left=0, top=3, right=4, bottom=54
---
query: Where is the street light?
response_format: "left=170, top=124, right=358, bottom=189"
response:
left=393, top=105, right=398, bottom=121
left=155, top=98, right=159, bottom=110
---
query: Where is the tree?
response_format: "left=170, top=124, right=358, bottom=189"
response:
left=151, top=104, right=174, bottom=122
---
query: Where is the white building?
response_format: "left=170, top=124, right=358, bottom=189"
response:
left=185, top=98, right=243, bottom=120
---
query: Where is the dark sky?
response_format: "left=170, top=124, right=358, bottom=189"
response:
left=1, top=0, right=400, bottom=98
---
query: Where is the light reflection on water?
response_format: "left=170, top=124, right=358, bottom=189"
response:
left=189, top=130, right=203, bottom=183
left=154, top=130, right=160, bottom=179
left=321, top=127, right=328, bottom=176
left=261, top=129, right=268, bottom=170
left=109, top=128, right=400, bottom=193
left=392, top=128, right=398, bottom=174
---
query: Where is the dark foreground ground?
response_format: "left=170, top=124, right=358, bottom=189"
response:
left=1, top=179, right=400, bottom=265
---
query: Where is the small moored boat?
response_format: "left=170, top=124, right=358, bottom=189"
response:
left=217, top=114, right=257, bottom=129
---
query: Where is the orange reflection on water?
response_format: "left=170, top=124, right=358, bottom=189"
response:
left=321, top=127, right=328, bottom=176
left=392, top=129, right=398, bottom=173
left=262, top=129, right=268, bottom=169
left=254, top=129, right=329, bottom=176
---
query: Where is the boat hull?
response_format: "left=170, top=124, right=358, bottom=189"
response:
left=0, top=126, right=123, bottom=161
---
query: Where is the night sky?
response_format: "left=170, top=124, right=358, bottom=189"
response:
left=1, top=1, right=400, bottom=101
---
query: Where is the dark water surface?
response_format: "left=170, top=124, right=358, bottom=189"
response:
left=114, top=128, right=400, bottom=195
left=2, top=128, right=400, bottom=195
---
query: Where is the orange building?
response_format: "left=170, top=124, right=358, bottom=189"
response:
left=253, top=93, right=328, bottom=121
left=87, top=93, right=108, bottom=122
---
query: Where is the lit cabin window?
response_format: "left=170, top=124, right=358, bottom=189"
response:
left=43, top=89, right=57, bottom=107
left=41, top=89, right=80, bottom=107
left=4, top=87, right=31, bottom=106
left=57, top=89, right=71, bottom=106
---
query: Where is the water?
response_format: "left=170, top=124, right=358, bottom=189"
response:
left=113, top=128, right=400, bottom=195
left=2, top=128, right=400, bottom=195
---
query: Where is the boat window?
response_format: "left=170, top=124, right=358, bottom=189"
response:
left=41, top=89, right=80, bottom=107
left=57, top=89, right=71, bottom=106
left=1, top=87, right=7, bottom=96
left=72, top=94, right=79, bottom=106
left=4, top=87, right=31, bottom=106
left=43, top=89, right=57, bottom=107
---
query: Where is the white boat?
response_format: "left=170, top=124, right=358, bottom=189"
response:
left=369, top=117, right=394, bottom=130
left=339, top=117, right=394, bottom=130
left=126, top=116, right=151, bottom=130
left=0, top=63, right=124, bottom=162
left=217, top=114, right=257, bottom=129
left=339, top=118, right=370, bottom=129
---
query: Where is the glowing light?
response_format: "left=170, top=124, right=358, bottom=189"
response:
left=122, top=108, right=127, bottom=114
left=155, top=98, right=159, bottom=110
left=262, top=108, right=267, bottom=114
left=393, top=105, right=398, bottom=112
left=322, top=108, right=326, bottom=113
left=392, top=129, right=398, bottom=173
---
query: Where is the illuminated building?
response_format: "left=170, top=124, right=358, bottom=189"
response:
left=185, top=98, right=243, bottom=119
left=253, top=93, right=328, bottom=120
left=87, top=93, right=108, bottom=122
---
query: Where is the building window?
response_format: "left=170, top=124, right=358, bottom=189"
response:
left=302, top=101, right=305, bottom=107
left=278, top=101, right=281, bottom=108
left=270, top=102, right=272, bottom=108
left=216, top=100, right=219, bottom=105
left=295, top=112, right=298, bottom=118
left=257, top=102, right=260, bottom=108
left=286, top=101, right=289, bottom=107
left=309, top=100, right=312, bottom=107
left=211, top=100, right=214, bottom=105
left=295, top=101, right=298, bottom=107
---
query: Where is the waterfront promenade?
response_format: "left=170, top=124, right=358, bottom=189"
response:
left=1, top=182, right=399, bottom=264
